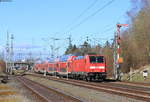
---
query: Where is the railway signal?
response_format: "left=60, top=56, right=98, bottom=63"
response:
left=113, top=24, right=128, bottom=80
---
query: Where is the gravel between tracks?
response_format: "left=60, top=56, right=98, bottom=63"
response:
left=25, top=75, right=145, bottom=102
left=7, top=76, right=44, bottom=102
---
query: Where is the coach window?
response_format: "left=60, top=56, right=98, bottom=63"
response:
left=67, top=62, right=70, bottom=67
left=61, top=68, right=66, bottom=72
left=49, top=67, right=52, bottom=71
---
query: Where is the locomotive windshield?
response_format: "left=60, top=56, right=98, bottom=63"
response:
left=89, top=56, right=104, bottom=63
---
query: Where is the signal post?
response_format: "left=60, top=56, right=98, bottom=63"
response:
left=114, top=24, right=128, bottom=80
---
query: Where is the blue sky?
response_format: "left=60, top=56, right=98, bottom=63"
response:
left=0, top=0, right=131, bottom=58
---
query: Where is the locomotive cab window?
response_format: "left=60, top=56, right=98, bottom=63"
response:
left=89, top=56, right=104, bottom=63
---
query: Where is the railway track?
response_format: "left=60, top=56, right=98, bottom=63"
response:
left=112, top=81, right=150, bottom=87
left=27, top=73, right=150, bottom=102
left=16, top=76, right=83, bottom=102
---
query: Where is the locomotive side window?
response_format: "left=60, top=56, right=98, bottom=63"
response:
left=89, top=56, right=104, bottom=63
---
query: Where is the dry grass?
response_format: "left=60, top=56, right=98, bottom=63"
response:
left=0, top=91, right=18, bottom=96
left=0, top=97, right=21, bottom=102
left=0, top=84, right=21, bottom=102
left=0, top=85, right=12, bottom=90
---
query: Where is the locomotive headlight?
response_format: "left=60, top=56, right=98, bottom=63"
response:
left=90, top=66, right=105, bottom=69
left=99, top=66, right=105, bottom=69
left=90, top=66, right=95, bottom=69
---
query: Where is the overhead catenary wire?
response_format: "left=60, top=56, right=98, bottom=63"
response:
left=99, top=13, right=126, bottom=34
left=100, top=26, right=115, bottom=34
left=64, top=0, right=99, bottom=29
left=66, top=0, right=116, bottom=33
left=44, top=0, right=117, bottom=54
left=93, top=13, right=126, bottom=40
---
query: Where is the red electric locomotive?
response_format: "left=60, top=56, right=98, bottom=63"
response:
left=70, top=55, right=106, bottom=81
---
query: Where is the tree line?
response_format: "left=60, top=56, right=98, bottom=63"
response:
left=121, top=0, right=150, bottom=73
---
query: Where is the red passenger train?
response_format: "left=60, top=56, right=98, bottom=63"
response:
left=34, top=54, right=107, bottom=81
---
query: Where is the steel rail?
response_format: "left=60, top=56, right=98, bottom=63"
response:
left=27, top=73, right=150, bottom=102
left=17, top=76, right=83, bottom=102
